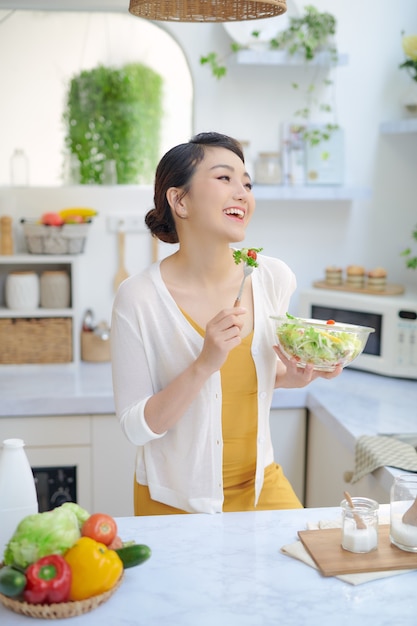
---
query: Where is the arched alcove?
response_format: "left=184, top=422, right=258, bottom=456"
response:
left=0, top=10, right=193, bottom=186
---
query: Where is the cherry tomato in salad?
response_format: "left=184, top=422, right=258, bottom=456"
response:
left=247, top=249, right=257, bottom=260
left=326, top=319, right=336, bottom=325
left=81, top=513, right=117, bottom=546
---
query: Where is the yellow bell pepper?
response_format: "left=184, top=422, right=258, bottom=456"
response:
left=64, top=536, right=123, bottom=601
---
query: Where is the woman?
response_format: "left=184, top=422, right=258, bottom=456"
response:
left=111, top=132, right=341, bottom=515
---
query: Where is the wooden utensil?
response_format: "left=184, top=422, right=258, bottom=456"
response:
left=113, top=224, right=129, bottom=292
left=344, top=491, right=367, bottom=529
left=402, top=497, right=417, bottom=526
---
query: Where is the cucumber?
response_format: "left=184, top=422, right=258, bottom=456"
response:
left=0, top=566, right=27, bottom=598
left=115, top=544, right=151, bottom=569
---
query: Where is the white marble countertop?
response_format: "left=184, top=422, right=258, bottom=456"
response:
left=1, top=507, right=416, bottom=626
left=0, top=362, right=115, bottom=416
left=1, top=364, right=416, bottom=442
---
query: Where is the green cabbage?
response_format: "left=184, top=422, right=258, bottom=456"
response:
left=3, top=503, right=89, bottom=568
left=59, top=502, right=90, bottom=529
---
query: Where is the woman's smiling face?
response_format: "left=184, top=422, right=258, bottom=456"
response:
left=177, top=146, right=255, bottom=243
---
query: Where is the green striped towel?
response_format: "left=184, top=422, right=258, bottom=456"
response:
left=346, top=435, right=417, bottom=484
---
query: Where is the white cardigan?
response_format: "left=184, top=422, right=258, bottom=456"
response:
left=110, top=254, right=296, bottom=514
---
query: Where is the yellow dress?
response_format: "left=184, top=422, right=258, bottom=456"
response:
left=134, top=312, right=302, bottom=515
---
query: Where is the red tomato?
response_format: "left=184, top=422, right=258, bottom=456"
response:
left=81, top=513, right=117, bottom=546
left=247, top=249, right=257, bottom=260
left=107, top=535, right=123, bottom=550
left=326, top=319, right=336, bottom=325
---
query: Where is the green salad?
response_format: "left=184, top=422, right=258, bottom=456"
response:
left=275, top=314, right=364, bottom=370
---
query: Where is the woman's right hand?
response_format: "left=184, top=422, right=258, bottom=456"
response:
left=196, top=307, right=247, bottom=375
left=143, top=307, right=247, bottom=435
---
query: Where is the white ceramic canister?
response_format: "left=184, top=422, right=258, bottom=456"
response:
left=5, top=271, right=40, bottom=310
left=0, top=438, right=39, bottom=561
left=40, top=270, right=70, bottom=308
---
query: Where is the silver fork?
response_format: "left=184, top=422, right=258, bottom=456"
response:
left=234, top=264, right=253, bottom=307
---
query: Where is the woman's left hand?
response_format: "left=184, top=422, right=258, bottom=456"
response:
left=273, top=344, right=343, bottom=389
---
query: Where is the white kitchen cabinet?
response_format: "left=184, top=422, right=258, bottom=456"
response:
left=0, top=415, right=93, bottom=511
left=269, top=408, right=307, bottom=505
left=91, top=415, right=137, bottom=517
left=305, top=410, right=390, bottom=508
left=0, top=413, right=137, bottom=517
left=0, top=254, right=79, bottom=363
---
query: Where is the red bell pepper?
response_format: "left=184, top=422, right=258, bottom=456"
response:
left=23, top=555, right=72, bottom=604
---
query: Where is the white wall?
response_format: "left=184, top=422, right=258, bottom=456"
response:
left=162, top=0, right=417, bottom=311
left=0, top=0, right=416, bottom=329
left=0, top=11, right=193, bottom=185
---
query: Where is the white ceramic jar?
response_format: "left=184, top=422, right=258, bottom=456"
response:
left=5, top=271, right=39, bottom=310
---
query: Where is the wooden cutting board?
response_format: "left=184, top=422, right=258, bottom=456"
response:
left=313, top=280, right=405, bottom=296
left=298, top=525, right=417, bottom=577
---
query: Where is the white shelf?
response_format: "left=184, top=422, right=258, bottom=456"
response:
left=379, top=118, right=417, bottom=134
left=252, top=185, right=371, bottom=201
left=0, top=307, right=74, bottom=319
left=0, top=254, right=79, bottom=264
left=0, top=255, right=79, bottom=362
left=233, top=49, right=348, bottom=67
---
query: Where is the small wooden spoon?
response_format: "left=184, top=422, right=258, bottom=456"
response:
left=344, top=491, right=367, bottom=529
left=402, top=497, right=417, bottom=526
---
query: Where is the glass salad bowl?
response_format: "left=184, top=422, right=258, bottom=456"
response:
left=271, top=315, right=375, bottom=372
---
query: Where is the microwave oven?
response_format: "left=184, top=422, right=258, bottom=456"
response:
left=298, top=287, right=417, bottom=379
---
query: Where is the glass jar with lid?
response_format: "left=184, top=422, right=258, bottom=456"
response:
left=340, top=496, right=379, bottom=553
left=390, top=475, right=417, bottom=552
left=254, top=152, right=282, bottom=185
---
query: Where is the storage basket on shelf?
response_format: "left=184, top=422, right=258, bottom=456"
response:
left=21, top=221, right=90, bottom=255
left=0, top=318, right=73, bottom=364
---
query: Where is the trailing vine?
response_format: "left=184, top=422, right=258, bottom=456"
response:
left=200, top=5, right=339, bottom=146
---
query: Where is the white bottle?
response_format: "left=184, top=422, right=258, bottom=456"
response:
left=0, top=439, right=38, bottom=562
left=10, top=149, right=29, bottom=186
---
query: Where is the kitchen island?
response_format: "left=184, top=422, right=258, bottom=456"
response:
left=0, top=506, right=416, bottom=626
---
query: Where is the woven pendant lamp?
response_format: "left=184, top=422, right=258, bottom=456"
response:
left=128, top=1, right=287, bottom=22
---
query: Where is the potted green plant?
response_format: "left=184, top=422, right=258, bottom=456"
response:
left=401, top=224, right=417, bottom=270
left=200, top=5, right=339, bottom=146
left=63, top=63, right=163, bottom=185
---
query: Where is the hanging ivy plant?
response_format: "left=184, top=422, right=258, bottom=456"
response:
left=63, top=63, right=163, bottom=184
left=401, top=224, right=417, bottom=270
left=200, top=5, right=339, bottom=146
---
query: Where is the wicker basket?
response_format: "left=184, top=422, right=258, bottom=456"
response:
left=0, top=573, right=123, bottom=619
left=22, top=222, right=90, bottom=255
left=0, top=318, right=73, bottom=364
left=81, top=331, right=111, bottom=363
